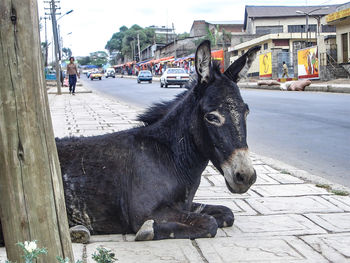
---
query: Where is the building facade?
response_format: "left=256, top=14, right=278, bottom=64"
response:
left=326, top=2, right=350, bottom=64
left=229, top=5, right=338, bottom=78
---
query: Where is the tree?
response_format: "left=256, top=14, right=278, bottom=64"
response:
left=105, top=25, right=155, bottom=61
left=62, top=47, right=72, bottom=60
left=90, top=51, right=108, bottom=67
left=177, top=32, right=190, bottom=40
left=77, top=56, right=91, bottom=65
left=0, top=1, right=74, bottom=262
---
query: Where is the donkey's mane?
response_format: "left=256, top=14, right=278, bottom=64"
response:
left=137, top=62, right=222, bottom=126
left=137, top=91, right=189, bottom=126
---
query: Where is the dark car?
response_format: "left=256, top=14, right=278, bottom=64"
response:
left=137, top=70, right=153, bottom=83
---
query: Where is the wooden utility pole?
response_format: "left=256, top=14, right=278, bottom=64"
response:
left=49, top=0, right=62, bottom=94
left=0, top=0, right=74, bottom=262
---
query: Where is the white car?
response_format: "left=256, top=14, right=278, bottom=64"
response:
left=160, top=68, right=189, bottom=88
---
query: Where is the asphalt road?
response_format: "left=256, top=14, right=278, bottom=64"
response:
left=82, top=76, right=350, bottom=187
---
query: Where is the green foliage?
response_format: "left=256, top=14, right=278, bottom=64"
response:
left=177, top=32, right=190, bottom=40
left=57, top=256, right=83, bottom=263
left=16, top=240, right=47, bottom=263
left=105, top=25, right=155, bottom=61
left=62, top=47, right=72, bottom=60
left=92, top=247, right=117, bottom=263
left=77, top=51, right=108, bottom=67
left=77, top=56, right=91, bottom=65
left=90, top=51, right=109, bottom=67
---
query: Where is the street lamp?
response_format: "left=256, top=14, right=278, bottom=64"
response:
left=57, top=9, right=73, bottom=21
left=296, top=7, right=329, bottom=47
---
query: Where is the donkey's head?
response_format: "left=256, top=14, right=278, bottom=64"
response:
left=194, top=41, right=260, bottom=194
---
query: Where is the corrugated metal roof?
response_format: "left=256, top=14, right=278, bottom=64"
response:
left=245, top=5, right=339, bottom=18
left=244, top=5, right=340, bottom=29
left=206, top=20, right=244, bottom=25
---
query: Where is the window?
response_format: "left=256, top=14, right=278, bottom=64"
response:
left=288, top=25, right=317, bottom=33
left=241, top=50, right=245, bottom=55
left=256, top=26, right=283, bottom=35
left=321, top=25, right=336, bottom=33
left=233, top=50, right=238, bottom=56
left=264, top=43, right=268, bottom=50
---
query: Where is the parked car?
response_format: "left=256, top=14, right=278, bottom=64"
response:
left=105, top=68, right=116, bottom=78
left=90, top=71, right=103, bottom=80
left=137, top=70, right=153, bottom=83
left=160, top=68, right=189, bottom=88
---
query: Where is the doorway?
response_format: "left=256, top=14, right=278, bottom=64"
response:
left=341, top=33, right=349, bottom=63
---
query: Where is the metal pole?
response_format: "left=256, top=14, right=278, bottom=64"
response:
left=172, top=23, right=176, bottom=59
left=137, top=33, right=141, bottom=62
left=44, top=17, right=48, bottom=67
left=50, top=0, right=62, bottom=94
left=306, top=14, right=309, bottom=47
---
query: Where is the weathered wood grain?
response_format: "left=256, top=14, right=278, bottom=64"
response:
left=0, top=0, right=74, bottom=261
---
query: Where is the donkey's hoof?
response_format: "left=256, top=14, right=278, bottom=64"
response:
left=135, top=220, right=154, bottom=241
left=70, top=225, right=90, bottom=244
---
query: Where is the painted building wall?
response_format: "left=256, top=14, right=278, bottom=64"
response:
left=335, top=23, right=350, bottom=63
left=247, top=16, right=329, bottom=35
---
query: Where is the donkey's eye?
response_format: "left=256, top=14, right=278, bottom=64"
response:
left=204, top=112, right=224, bottom=126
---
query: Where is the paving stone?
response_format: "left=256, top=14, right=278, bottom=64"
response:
left=206, top=174, right=226, bottom=187
left=268, top=172, right=305, bottom=184
left=254, top=165, right=272, bottom=174
left=305, top=212, right=350, bottom=232
left=254, top=173, right=280, bottom=185
left=196, top=236, right=328, bottom=262
left=0, top=247, right=7, bottom=262
left=90, top=234, right=124, bottom=243
left=247, top=196, right=343, bottom=215
left=252, top=184, right=330, bottom=197
left=194, top=186, right=259, bottom=200
left=199, top=177, right=212, bottom=187
left=72, top=243, right=84, bottom=261
left=301, top=233, right=350, bottom=263
left=322, top=195, right=350, bottom=211
left=201, top=166, right=219, bottom=175
left=223, top=214, right=327, bottom=236
left=86, top=240, right=204, bottom=263
left=195, top=199, right=258, bottom=216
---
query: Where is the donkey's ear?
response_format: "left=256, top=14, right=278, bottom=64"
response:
left=224, top=45, right=261, bottom=82
left=195, top=40, right=212, bottom=84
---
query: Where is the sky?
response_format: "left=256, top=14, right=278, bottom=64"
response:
left=38, top=0, right=347, bottom=59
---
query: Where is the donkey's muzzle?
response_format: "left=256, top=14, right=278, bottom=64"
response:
left=221, top=148, right=256, bottom=194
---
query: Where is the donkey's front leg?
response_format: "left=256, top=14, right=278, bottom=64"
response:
left=191, top=202, right=234, bottom=228
left=135, top=211, right=218, bottom=241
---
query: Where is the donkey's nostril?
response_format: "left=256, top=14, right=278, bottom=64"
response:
left=249, top=170, right=257, bottom=185
left=236, top=172, right=244, bottom=183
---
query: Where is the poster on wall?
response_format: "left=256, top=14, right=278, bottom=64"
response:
left=259, top=52, right=272, bottom=78
left=297, top=46, right=319, bottom=79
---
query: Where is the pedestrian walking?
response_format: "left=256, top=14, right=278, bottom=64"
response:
left=67, top=57, right=80, bottom=95
left=282, top=61, right=289, bottom=78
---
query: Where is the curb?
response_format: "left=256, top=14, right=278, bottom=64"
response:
left=117, top=76, right=350, bottom=94
left=238, top=82, right=350, bottom=94
left=254, top=152, right=350, bottom=195
left=47, top=90, right=92, bottom=94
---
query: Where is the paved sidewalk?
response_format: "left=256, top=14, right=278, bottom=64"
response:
left=2, top=90, right=350, bottom=262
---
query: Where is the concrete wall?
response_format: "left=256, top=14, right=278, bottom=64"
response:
left=154, top=37, right=200, bottom=59
left=247, top=16, right=329, bottom=35
left=190, top=21, right=208, bottom=37
left=335, top=23, right=350, bottom=63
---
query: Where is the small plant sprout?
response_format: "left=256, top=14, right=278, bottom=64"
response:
left=16, top=240, right=47, bottom=263
left=57, top=256, right=83, bottom=263
left=92, top=247, right=117, bottom=263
